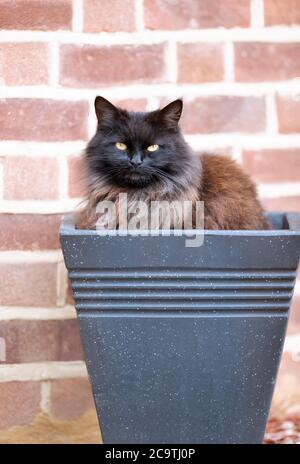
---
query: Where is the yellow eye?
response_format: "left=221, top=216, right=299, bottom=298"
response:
left=147, top=144, right=159, bottom=152
left=116, top=142, right=127, bottom=150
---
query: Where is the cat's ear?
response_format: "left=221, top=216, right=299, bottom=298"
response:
left=94, top=96, right=118, bottom=124
left=158, top=99, right=183, bottom=127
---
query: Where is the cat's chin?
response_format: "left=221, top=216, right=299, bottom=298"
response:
left=114, top=172, right=154, bottom=189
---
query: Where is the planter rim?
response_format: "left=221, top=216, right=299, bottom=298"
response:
left=61, top=212, right=300, bottom=237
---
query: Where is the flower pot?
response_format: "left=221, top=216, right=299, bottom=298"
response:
left=60, top=212, right=300, bottom=444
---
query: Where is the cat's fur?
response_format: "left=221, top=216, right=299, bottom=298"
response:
left=76, top=97, right=269, bottom=230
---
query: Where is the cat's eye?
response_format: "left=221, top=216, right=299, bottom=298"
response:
left=147, top=144, right=159, bottom=152
left=115, top=142, right=127, bottom=150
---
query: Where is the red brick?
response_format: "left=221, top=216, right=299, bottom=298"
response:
left=178, top=43, right=224, bottom=83
left=274, top=352, right=300, bottom=400
left=68, top=155, right=88, bottom=198
left=59, top=319, right=84, bottom=361
left=60, top=44, right=166, bottom=87
left=194, top=148, right=235, bottom=159
left=67, top=279, right=74, bottom=305
left=265, top=0, right=300, bottom=26
left=0, top=320, right=58, bottom=363
left=0, top=214, right=61, bottom=250
left=277, top=96, right=300, bottom=134
left=262, top=197, right=300, bottom=212
left=235, top=43, right=300, bottom=82
left=50, top=378, right=95, bottom=420
left=0, top=262, right=57, bottom=307
left=0, top=381, right=41, bottom=429
left=211, top=147, right=235, bottom=157
left=87, top=97, right=148, bottom=120
left=0, top=99, right=89, bottom=142
left=144, top=0, right=250, bottom=29
left=242, top=149, right=300, bottom=183
left=181, top=96, right=266, bottom=133
left=0, top=319, right=83, bottom=363
left=0, top=0, right=72, bottom=31
left=287, top=292, right=300, bottom=335
left=84, top=0, right=135, bottom=32
left=0, top=43, right=49, bottom=86
left=280, top=351, right=300, bottom=380
left=114, top=99, right=148, bottom=111
left=3, top=156, right=60, bottom=200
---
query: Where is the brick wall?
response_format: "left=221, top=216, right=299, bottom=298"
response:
left=0, top=0, right=300, bottom=442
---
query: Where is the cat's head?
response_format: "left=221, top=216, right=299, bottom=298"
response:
left=86, top=96, right=190, bottom=189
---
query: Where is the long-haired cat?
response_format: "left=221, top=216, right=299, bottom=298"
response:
left=76, top=96, right=269, bottom=230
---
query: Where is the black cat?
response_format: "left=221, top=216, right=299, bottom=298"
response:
left=76, top=96, right=269, bottom=230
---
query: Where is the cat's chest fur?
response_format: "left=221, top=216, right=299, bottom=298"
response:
left=76, top=153, right=269, bottom=231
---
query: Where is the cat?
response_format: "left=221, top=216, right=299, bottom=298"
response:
left=75, top=96, right=270, bottom=231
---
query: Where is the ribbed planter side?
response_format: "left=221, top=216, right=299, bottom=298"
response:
left=60, top=213, right=300, bottom=444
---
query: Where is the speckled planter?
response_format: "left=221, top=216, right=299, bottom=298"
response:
left=60, top=212, right=300, bottom=444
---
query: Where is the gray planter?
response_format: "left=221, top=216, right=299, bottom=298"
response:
left=60, top=212, right=300, bottom=444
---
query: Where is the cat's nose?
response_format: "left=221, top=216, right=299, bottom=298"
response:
left=130, top=153, right=142, bottom=167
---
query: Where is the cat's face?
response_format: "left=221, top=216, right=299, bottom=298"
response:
left=87, top=97, right=187, bottom=188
